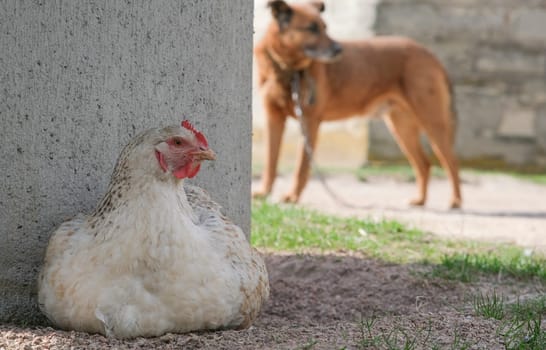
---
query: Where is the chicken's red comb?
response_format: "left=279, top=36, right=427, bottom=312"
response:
left=181, top=120, right=208, bottom=147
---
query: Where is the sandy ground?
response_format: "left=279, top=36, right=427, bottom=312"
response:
left=1, top=253, right=542, bottom=349
left=253, top=172, right=546, bottom=253
left=1, top=172, right=544, bottom=349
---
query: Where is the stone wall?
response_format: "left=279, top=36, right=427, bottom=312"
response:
left=0, top=1, right=252, bottom=324
left=370, top=0, right=546, bottom=170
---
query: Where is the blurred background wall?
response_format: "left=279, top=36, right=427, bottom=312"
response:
left=372, top=0, right=546, bottom=171
left=253, top=0, right=546, bottom=172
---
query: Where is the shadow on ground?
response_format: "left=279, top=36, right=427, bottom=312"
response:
left=1, top=252, right=542, bottom=349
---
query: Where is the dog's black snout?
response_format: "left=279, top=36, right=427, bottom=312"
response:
left=331, top=42, right=343, bottom=56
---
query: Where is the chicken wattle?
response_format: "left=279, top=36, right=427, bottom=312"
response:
left=38, top=120, right=269, bottom=338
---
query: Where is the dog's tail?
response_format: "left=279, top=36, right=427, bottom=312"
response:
left=446, top=74, right=458, bottom=146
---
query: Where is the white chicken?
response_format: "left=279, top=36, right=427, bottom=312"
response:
left=38, top=120, right=269, bottom=338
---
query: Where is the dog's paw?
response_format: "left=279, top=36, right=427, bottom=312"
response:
left=450, top=198, right=462, bottom=210
left=409, top=198, right=425, bottom=207
left=281, top=193, right=300, bottom=203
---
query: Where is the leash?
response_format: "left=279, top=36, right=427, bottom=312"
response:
left=290, top=71, right=363, bottom=209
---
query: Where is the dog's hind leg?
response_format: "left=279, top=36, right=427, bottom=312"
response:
left=253, top=103, right=287, bottom=199
left=423, top=122, right=462, bottom=209
left=407, top=81, right=462, bottom=209
left=384, top=107, right=431, bottom=207
left=281, top=117, right=321, bottom=203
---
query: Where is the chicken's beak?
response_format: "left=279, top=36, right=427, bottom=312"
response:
left=194, top=148, right=216, bottom=161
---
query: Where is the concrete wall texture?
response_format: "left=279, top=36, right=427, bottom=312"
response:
left=0, top=1, right=253, bottom=324
left=370, top=0, right=546, bottom=170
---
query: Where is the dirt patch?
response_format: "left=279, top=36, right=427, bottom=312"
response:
left=1, top=252, right=541, bottom=349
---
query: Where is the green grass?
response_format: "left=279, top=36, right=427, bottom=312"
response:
left=253, top=162, right=546, bottom=187
left=511, top=173, right=546, bottom=185
left=357, top=163, right=546, bottom=185
left=251, top=201, right=546, bottom=282
left=356, top=315, right=425, bottom=350
left=473, top=291, right=505, bottom=320
left=252, top=201, right=546, bottom=349
left=432, top=252, right=546, bottom=283
left=356, top=315, right=472, bottom=350
left=500, top=316, right=546, bottom=350
left=353, top=293, right=546, bottom=350
left=509, top=295, right=546, bottom=322
left=472, top=292, right=546, bottom=350
left=355, top=164, right=446, bottom=183
left=503, top=294, right=546, bottom=349
left=252, top=200, right=434, bottom=264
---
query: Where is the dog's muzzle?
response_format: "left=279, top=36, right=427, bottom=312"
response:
left=304, top=41, right=343, bottom=62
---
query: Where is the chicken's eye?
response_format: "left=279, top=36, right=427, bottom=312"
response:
left=171, top=137, right=186, bottom=146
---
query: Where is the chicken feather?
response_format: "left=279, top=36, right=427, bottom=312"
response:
left=38, top=123, right=269, bottom=338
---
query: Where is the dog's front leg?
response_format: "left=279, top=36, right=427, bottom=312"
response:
left=253, top=103, right=287, bottom=199
left=282, top=118, right=320, bottom=203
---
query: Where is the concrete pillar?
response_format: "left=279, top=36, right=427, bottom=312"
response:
left=0, top=0, right=253, bottom=324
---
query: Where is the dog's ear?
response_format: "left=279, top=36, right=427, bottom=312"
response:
left=267, top=0, right=293, bottom=30
left=310, top=1, right=325, bottom=12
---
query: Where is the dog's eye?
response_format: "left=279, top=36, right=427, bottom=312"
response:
left=307, top=22, right=320, bottom=34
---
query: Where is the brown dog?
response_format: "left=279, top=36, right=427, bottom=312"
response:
left=253, top=0, right=462, bottom=208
